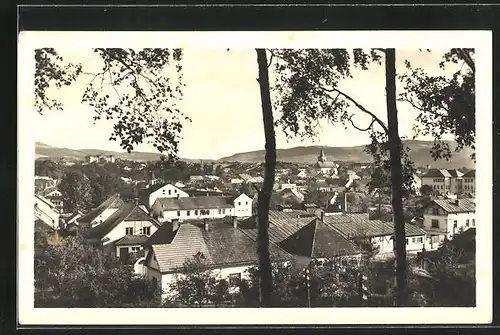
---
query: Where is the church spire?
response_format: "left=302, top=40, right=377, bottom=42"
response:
left=318, top=147, right=327, bottom=162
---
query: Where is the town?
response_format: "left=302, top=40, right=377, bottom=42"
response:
left=34, top=147, right=476, bottom=308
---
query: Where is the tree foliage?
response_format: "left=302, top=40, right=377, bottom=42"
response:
left=58, top=171, right=93, bottom=212
left=167, top=253, right=232, bottom=307
left=399, top=49, right=475, bottom=161
left=34, top=48, right=189, bottom=157
left=34, top=232, right=159, bottom=307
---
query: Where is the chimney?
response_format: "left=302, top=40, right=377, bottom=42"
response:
left=454, top=199, right=460, bottom=206
left=204, top=218, right=209, bottom=231
left=232, top=216, right=238, bottom=228
left=176, top=194, right=180, bottom=199
left=172, top=219, right=180, bottom=233
left=320, top=211, right=325, bottom=222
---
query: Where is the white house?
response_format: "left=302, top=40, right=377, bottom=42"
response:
left=78, top=193, right=125, bottom=229
left=463, top=170, right=476, bottom=196
left=421, top=169, right=465, bottom=195
left=34, top=194, right=61, bottom=230
left=142, top=218, right=291, bottom=300
left=323, top=213, right=429, bottom=255
left=422, top=198, right=475, bottom=246
left=40, top=188, right=64, bottom=212
left=139, top=183, right=189, bottom=209
left=85, top=203, right=160, bottom=261
left=151, top=193, right=253, bottom=222
left=412, top=174, right=422, bottom=195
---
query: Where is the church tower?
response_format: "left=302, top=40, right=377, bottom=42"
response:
left=318, top=147, right=327, bottom=163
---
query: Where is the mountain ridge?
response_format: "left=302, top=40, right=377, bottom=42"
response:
left=35, top=140, right=475, bottom=168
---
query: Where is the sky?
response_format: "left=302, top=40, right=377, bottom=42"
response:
left=34, top=48, right=455, bottom=160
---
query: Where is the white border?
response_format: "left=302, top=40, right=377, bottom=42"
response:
left=18, top=30, right=492, bottom=325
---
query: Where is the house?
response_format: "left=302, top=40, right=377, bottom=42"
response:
left=34, top=194, right=61, bottom=230
left=60, top=210, right=85, bottom=228
left=239, top=211, right=363, bottom=265
left=34, top=176, right=57, bottom=192
left=78, top=193, right=125, bottom=229
left=297, top=170, right=308, bottom=179
left=189, top=175, right=204, bottom=183
left=85, top=155, right=99, bottom=163
left=322, top=213, right=429, bottom=255
left=463, top=170, right=476, bottom=196
left=174, top=182, right=186, bottom=189
left=230, top=178, right=244, bottom=185
left=84, top=203, right=161, bottom=261
left=314, top=147, right=339, bottom=175
left=421, top=198, right=476, bottom=247
left=138, top=183, right=189, bottom=209
left=151, top=193, right=253, bottom=222
left=141, top=217, right=292, bottom=299
left=421, top=169, right=465, bottom=195
left=40, top=188, right=64, bottom=212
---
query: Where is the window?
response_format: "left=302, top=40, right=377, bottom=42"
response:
left=186, top=210, right=190, bottom=216
left=168, top=189, right=171, bottom=195
left=405, top=238, right=409, bottom=245
left=245, top=201, right=248, bottom=205
left=472, top=219, right=475, bottom=227
left=466, top=219, right=470, bottom=227
left=162, top=190, right=165, bottom=194
left=222, top=209, right=225, bottom=214
left=142, top=226, right=151, bottom=235
left=125, top=227, right=134, bottom=235
left=453, top=220, right=457, bottom=228
left=195, top=210, right=198, bottom=215
left=432, top=208, right=439, bottom=215
left=131, top=246, right=140, bottom=252
left=228, top=273, right=241, bottom=287
left=431, top=220, right=439, bottom=228
left=414, top=237, right=423, bottom=244
left=177, top=211, right=181, bottom=217
left=174, top=189, right=177, bottom=193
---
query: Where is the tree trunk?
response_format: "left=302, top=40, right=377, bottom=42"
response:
left=385, top=48, right=408, bottom=306
left=255, top=48, right=276, bottom=307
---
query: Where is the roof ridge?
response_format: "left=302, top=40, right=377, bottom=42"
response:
left=310, top=219, right=319, bottom=258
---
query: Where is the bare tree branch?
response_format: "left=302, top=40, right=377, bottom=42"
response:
left=347, top=115, right=376, bottom=132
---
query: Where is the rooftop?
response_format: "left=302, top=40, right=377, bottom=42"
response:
left=155, top=196, right=236, bottom=210
left=322, top=213, right=428, bottom=238
left=78, top=194, right=124, bottom=224
left=431, top=198, right=476, bottom=213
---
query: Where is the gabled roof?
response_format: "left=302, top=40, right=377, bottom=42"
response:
left=34, top=194, right=59, bottom=212
left=240, top=216, right=361, bottom=259
left=139, top=183, right=176, bottom=197
left=323, top=213, right=427, bottom=238
left=78, top=194, right=124, bottom=224
left=148, top=221, right=292, bottom=273
left=422, top=169, right=464, bottom=178
left=431, top=198, right=476, bottom=213
left=115, top=234, right=149, bottom=246
left=463, top=170, right=476, bottom=178
left=155, top=196, right=235, bottom=210
left=86, top=203, right=159, bottom=239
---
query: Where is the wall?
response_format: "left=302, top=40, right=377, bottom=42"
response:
left=360, top=234, right=425, bottom=255
left=102, top=220, right=158, bottom=246
left=233, top=194, right=253, bottom=217
left=423, top=208, right=475, bottom=238
left=463, top=177, right=475, bottom=195
left=159, top=208, right=235, bottom=222
left=34, top=196, right=60, bottom=229
left=149, top=184, right=189, bottom=208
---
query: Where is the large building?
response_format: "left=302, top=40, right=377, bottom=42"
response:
left=421, top=169, right=465, bottom=195
left=314, top=147, right=339, bottom=175
left=151, top=193, right=253, bottom=222
left=463, top=170, right=476, bottom=196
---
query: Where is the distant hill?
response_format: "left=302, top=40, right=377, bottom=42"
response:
left=219, top=140, right=476, bottom=169
left=34, top=142, right=211, bottom=163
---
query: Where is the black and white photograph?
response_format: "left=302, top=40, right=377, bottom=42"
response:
left=18, top=30, right=492, bottom=325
